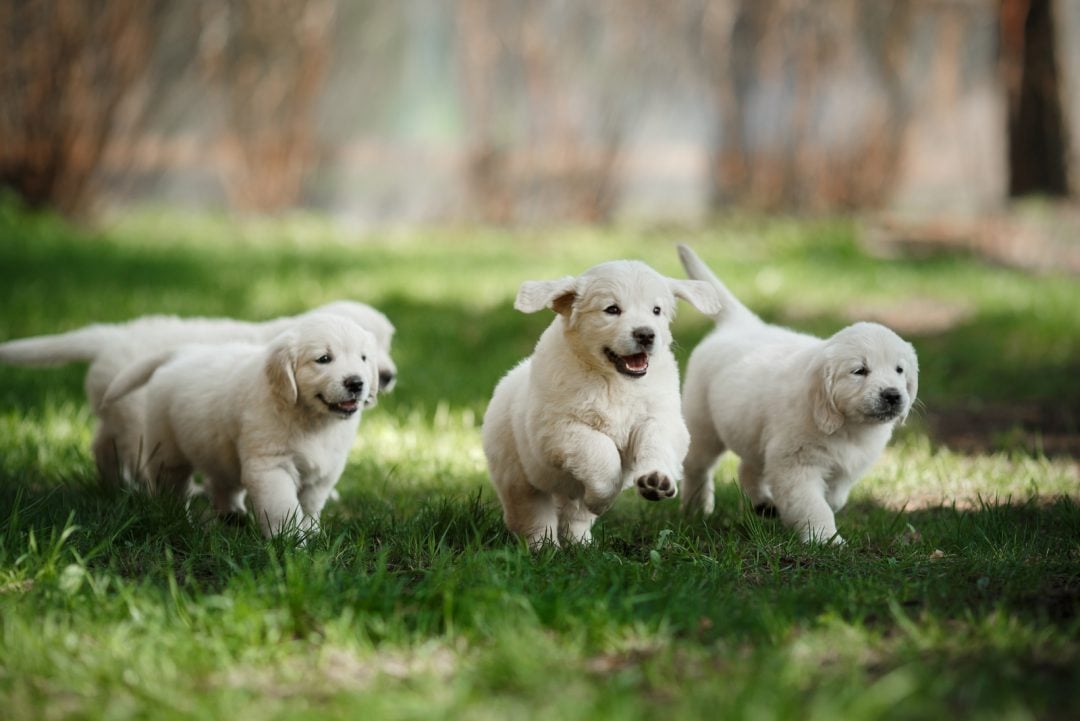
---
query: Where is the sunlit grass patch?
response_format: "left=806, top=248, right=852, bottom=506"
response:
left=0, top=402, right=95, bottom=482
left=349, top=403, right=487, bottom=492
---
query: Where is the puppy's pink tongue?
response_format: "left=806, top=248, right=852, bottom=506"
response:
left=623, top=353, right=648, bottom=372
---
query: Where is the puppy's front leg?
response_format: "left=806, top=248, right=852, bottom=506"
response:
left=297, top=482, right=336, bottom=534
left=768, top=464, right=844, bottom=544
left=549, top=424, right=623, bottom=516
left=628, top=419, right=688, bottom=501
left=243, top=460, right=311, bottom=538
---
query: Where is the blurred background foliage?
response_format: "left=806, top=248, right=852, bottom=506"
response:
left=1, top=0, right=1079, bottom=232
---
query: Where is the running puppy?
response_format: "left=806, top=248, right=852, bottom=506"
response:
left=482, top=259, right=721, bottom=548
left=103, top=313, right=379, bottom=538
left=0, top=301, right=395, bottom=485
left=677, top=245, right=918, bottom=543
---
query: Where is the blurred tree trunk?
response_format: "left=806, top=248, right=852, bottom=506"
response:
left=0, top=0, right=337, bottom=218
left=456, top=0, right=512, bottom=222
left=1002, top=0, right=1068, bottom=196
left=703, top=0, right=910, bottom=212
left=0, top=0, right=162, bottom=217
left=201, top=0, right=337, bottom=213
left=455, top=0, right=623, bottom=223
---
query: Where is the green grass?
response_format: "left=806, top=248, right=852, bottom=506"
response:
left=0, top=199, right=1078, bottom=720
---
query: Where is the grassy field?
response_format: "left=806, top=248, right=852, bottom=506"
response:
left=0, top=200, right=1077, bottom=720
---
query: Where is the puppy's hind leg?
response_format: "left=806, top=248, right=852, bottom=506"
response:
left=138, top=430, right=192, bottom=500
left=680, top=395, right=724, bottom=516
left=499, top=478, right=559, bottom=550
left=91, top=426, right=124, bottom=489
left=737, top=461, right=775, bottom=517
left=203, top=479, right=247, bottom=524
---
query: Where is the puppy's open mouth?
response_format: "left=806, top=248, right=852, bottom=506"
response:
left=318, top=394, right=359, bottom=417
left=604, top=348, right=649, bottom=378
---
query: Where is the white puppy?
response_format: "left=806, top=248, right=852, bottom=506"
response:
left=0, top=301, right=395, bottom=485
left=677, top=245, right=919, bottom=543
left=102, top=313, right=379, bottom=538
left=482, top=260, right=721, bottom=548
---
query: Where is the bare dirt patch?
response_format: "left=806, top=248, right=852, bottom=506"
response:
left=861, top=205, right=1080, bottom=276
left=843, top=298, right=975, bottom=336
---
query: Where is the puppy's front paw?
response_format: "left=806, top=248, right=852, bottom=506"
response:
left=800, top=526, right=844, bottom=545
left=636, top=471, right=676, bottom=501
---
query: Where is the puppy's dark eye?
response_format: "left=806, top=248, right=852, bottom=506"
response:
left=362, top=355, right=368, bottom=362
left=652, top=306, right=662, bottom=316
left=604, top=305, right=621, bottom=315
left=851, top=367, right=869, bottom=376
left=896, top=366, right=904, bottom=374
left=315, top=354, right=333, bottom=364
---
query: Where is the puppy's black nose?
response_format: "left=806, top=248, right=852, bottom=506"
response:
left=379, top=370, right=396, bottom=390
left=343, top=375, right=365, bottom=394
left=881, top=388, right=902, bottom=406
left=632, top=327, right=655, bottom=349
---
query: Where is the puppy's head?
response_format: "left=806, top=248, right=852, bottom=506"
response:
left=515, top=260, right=720, bottom=379
left=306, top=301, right=398, bottom=393
left=265, top=313, right=380, bottom=419
left=811, top=322, right=919, bottom=434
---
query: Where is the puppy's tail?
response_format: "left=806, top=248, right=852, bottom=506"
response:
left=676, top=244, right=759, bottom=326
left=102, top=351, right=175, bottom=407
left=0, top=325, right=122, bottom=367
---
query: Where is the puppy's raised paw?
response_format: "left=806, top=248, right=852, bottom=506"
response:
left=636, top=471, right=676, bottom=501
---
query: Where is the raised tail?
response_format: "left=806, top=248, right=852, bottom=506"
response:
left=102, top=351, right=175, bottom=407
left=676, top=244, right=759, bottom=326
left=0, top=325, right=118, bottom=367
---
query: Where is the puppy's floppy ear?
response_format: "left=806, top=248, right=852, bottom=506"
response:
left=265, top=333, right=299, bottom=405
left=669, top=278, right=722, bottom=316
left=363, top=350, right=379, bottom=409
left=900, top=342, right=919, bottom=424
left=810, top=357, right=844, bottom=435
left=514, top=276, right=577, bottom=316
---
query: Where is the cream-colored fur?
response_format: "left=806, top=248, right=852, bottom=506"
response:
left=0, top=301, right=395, bottom=486
left=677, top=245, right=919, bottom=543
left=103, top=313, right=379, bottom=538
left=482, top=259, right=722, bottom=548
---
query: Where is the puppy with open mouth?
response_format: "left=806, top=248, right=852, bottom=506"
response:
left=102, top=313, right=380, bottom=538
left=482, top=259, right=721, bottom=548
left=677, top=245, right=920, bottom=543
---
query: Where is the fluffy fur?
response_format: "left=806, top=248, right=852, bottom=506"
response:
left=677, top=245, right=919, bottom=543
left=103, top=313, right=379, bottom=537
left=482, top=259, right=722, bottom=548
left=0, top=301, right=395, bottom=485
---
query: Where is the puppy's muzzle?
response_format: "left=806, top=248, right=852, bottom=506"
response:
left=868, top=387, right=904, bottom=421
left=317, top=375, right=368, bottom=417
